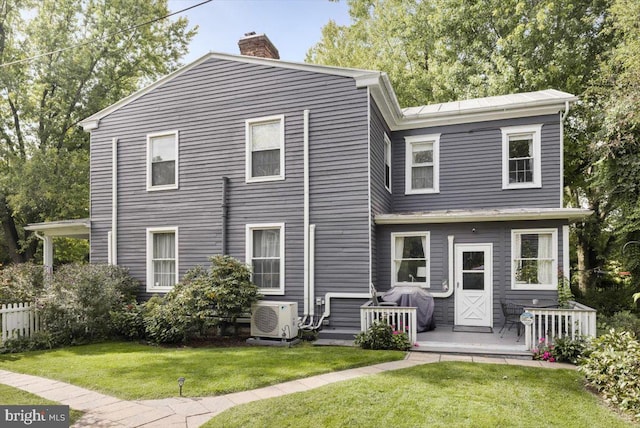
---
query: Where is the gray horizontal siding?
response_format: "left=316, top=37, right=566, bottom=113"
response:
left=391, top=115, right=562, bottom=212
left=90, top=57, right=371, bottom=311
left=375, top=219, right=566, bottom=327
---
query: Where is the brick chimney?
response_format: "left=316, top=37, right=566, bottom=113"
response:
left=238, top=32, right=280, bottom=60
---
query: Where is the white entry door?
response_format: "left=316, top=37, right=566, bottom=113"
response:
left=455, top=244, right=493, bottom=327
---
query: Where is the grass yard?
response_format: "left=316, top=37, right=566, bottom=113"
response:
left=0, top=384, right=83, bottom=424
left=205, top=362, right=635, bottom=428
left=0, top=341, right=403, bottom=400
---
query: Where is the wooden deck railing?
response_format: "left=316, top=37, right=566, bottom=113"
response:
left=1, top=302, right=40, bottom=343
left=360, top=301, right=418, bottom=344
left=523, top=301, right=596, bottom=351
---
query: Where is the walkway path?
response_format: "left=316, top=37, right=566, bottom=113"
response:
left=0, top=352, right=574, bottom=428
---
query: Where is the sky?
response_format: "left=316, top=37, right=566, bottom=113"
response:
left=168, top=0, right=352, bottom=63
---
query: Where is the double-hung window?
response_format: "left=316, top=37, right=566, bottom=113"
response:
left=405, top=134, right=440, bottom=194
left=147, top=131, right=178, bottom=191
left=246, top=223, right=285, bottom=295
left=384, top=133, right=392, bottom=192
left=501, top=125, right=542, bottom=189
left=391, top=232, right=430, bottom=287
left=511, top=228, right=557, bottom=290
left=146, top=227, right=178, bottom=292
left=246, top=115, right=285, bottom=182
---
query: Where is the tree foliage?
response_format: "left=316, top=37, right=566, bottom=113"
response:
left=0, top=0, right=195, bottom=264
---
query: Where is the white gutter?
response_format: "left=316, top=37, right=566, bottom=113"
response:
left=375, top=208, right=593, bottom=224
left=111, top=138, right=118, bottom=265
left=430, top=235, right=455, bottom=298
left=303, top=109, right=310, bottom=319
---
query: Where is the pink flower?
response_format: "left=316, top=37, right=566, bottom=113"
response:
left=393, top=331, right=400, bottom=335
left=549, top=357, right=555, bottom=362
left=413, top=343, right=419, bottom=347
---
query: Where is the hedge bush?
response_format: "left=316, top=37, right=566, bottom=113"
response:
left=580, top=329, right=640, bottom=418
left=354, top=320, right=411, bottom=351
left=0, top=262, right=44, bottom=305
left=39, top=263, right=139, bottom=345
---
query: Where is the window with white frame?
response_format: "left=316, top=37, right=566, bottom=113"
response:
left=246, top=115, right=285, bottom=182
left=384, top=133, right=392, bottom=192
left=147, top=131, right=178, bottom=190
left=391, top=232, right=430, bottom=287
left=246, top=223, right=285, bottom=294
left=511, top=228, right=557, bottom=290
left=146, top=227, right=178, bottom=292
left=405, top=134, right=440, bottom=194
left=501, top=125, right=542, bottom=189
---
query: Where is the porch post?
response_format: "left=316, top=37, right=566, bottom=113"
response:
left=42, top=235, right=53, bottom=276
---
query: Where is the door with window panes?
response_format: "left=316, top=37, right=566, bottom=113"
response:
left=455, top=244, right=493, bottom=327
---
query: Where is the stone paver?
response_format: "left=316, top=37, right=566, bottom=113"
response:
left=0, top=351, right=577, bottom=428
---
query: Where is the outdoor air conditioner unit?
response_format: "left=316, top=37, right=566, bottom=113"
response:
left=251, top=301, right=299, bottom=339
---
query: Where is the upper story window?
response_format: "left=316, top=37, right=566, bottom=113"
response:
left=146, top=227, right=178, bottom=292
left=501, top=124, right=542, bottom=189
left=511, top=228, right=557, bottom=290
left=405, top=134, right=440, bottom=194
left=391, top=232, right=430, bottom=287
left=246, top=115, right=285, bottom=182
left=384, top=133, right=392, bottom=193
left=147, top=131, right=179, bottom=191
left=246, top=223, right=285, bottom=295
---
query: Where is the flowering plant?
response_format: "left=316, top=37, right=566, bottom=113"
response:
left=533, top=337, right=556, bottom=362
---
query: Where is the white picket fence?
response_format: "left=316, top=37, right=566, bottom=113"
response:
left=1, top=302, right=40, bottom=343
left=361, top=301, right=418, bottom=344
left=524, top=301, right=597, bottom=351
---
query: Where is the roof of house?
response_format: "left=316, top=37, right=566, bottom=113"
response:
left=79, top=52, right=576, bottom=131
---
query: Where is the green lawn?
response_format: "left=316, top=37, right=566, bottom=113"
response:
left=205, top=362, right=635, bottom=428
left=0, top=341, right=403, bottom=400
left=0, top=384, right=83, bottom=424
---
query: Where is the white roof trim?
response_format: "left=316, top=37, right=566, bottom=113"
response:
left=78, top=51, right=577, bottom=131
left=24, top=219, right=91, bottom=238
left=375, top=208, right=592, bottom=224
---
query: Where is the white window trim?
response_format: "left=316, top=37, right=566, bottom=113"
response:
left=404, top=134, right=440, bottom=195
left=511, top=228, right=558, bottom=291
left=146, top=130, right=179, bottom=191
left=384, top=133, right=392, bottom=193
left=246, top=223, right=285, bottom=295
left=390, top=231, right=431, bottom=288
left=146, top=226, right=179, bottom=293
left=501, top=124, right=542, bottom=189
left=245, top=115, right=285, bottom=183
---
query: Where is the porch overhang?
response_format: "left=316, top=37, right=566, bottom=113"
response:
left=375, top=208, right=593, bottom=225
left=24, top=218, right=91, bottom=239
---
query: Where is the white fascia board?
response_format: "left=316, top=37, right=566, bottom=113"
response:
left=24, top=219, right=91, bottom=237
left=375, top=208, right=593, bottom=224
left=392, top=104, right=573, bottom=131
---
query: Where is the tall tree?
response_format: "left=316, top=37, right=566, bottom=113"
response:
left=308, top=0, right=614, bottom=291
left=0, top=0, right=196, bottom=263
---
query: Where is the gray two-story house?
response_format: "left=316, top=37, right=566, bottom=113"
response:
left=30, top=34, right=590, bottom=340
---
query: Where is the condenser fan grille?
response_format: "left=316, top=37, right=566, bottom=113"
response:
left=254, top=305, right=279, bottom=334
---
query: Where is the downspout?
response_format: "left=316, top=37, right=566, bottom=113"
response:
left=559, top=101, right=570, bottom=207
left=111, top=138, right=118, bottom=265
left=303, top=109, right=310, bottom=323
left=430, top=235, right=455, bottom=298
left=309, top=224, right=316, bottom=317
left=221, top=176, right=229, bottom=255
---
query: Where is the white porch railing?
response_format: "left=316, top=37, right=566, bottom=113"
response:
left=360, top=301, right=418, bottom=344
left=1, top=302, right=40, bottom=343
left=524, top=301, right=597, bottom=351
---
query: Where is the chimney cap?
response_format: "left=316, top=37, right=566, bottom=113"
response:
left=243, top=31, right=256, bottom=37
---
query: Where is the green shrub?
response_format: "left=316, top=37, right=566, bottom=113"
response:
left=579, top=329, right=640, bottom=418
left=573, top=280, right=638, bottom=316
left=354, top=321, right=411, bottom=351
left=0, top=331, right=56, bottom=354
left=39, top=263, right=139, bottom=345
left=552, top=336, right=590, bottom=364
left=143, top=255, right=260, bottom=344
left=110, top=301, right=146, bottom=340
left=0, top=262, right=44, bottom=305
left=598, top=311, right=640, bottom=338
